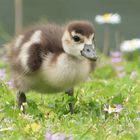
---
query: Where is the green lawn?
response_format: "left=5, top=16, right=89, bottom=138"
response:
left=0, top=54, right=140, bottom=140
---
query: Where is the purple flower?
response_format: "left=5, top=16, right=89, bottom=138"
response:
left=130, top=71, right=138, bottom=79
left=45, top=132, right=73, bottom=140
left=0, top=69, right=6, bottom=80
left=6, top=79, right=15, bottom=88
left=114, top=104, right=123, bottom=113
left=111, top=57, right=122, bottom=63
left=104, top=104, right=123, bottom=114
left=110, top=51, right=122, bottom=58
left=117, top=72, right=126, bottom=78
left=45, top=133, right=52, bottom=140
left=115, top=66, right=124, bottom=72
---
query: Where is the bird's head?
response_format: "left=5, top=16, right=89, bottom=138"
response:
left=62, top=21, right=97, bottom=61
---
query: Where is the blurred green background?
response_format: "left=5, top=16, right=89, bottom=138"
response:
left=0, top=0, right=140, bottom=51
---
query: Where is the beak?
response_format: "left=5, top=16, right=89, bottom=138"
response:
left=81, top=44, right=97, bottom=61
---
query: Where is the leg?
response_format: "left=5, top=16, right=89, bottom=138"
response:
left=16, top=91, right=26, bottom=113
left=65, top=88, right=74, bottom=114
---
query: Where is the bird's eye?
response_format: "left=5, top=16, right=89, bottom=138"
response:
left=72, top=36, right=81, bottom=42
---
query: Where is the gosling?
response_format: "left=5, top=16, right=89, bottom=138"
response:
left=7, top=21, right=97, bottom=114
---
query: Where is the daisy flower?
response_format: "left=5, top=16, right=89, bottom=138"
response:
left=120, top=39, right=140, bottom=52
left=95, top=13, right=121, bottom=24
left=104, top=104, right=123, bottom=114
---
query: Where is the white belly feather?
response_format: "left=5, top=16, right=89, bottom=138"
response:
left=24, top=53, right=90, bottom=93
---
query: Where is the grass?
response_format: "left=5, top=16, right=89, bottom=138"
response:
left=0, top=54, right=140, bottom=140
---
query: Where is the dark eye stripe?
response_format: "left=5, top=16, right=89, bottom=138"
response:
left=72, top=35, right=81, bottom=42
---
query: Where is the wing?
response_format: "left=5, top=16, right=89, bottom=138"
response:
left=7, top=24, right=64, bottom=73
